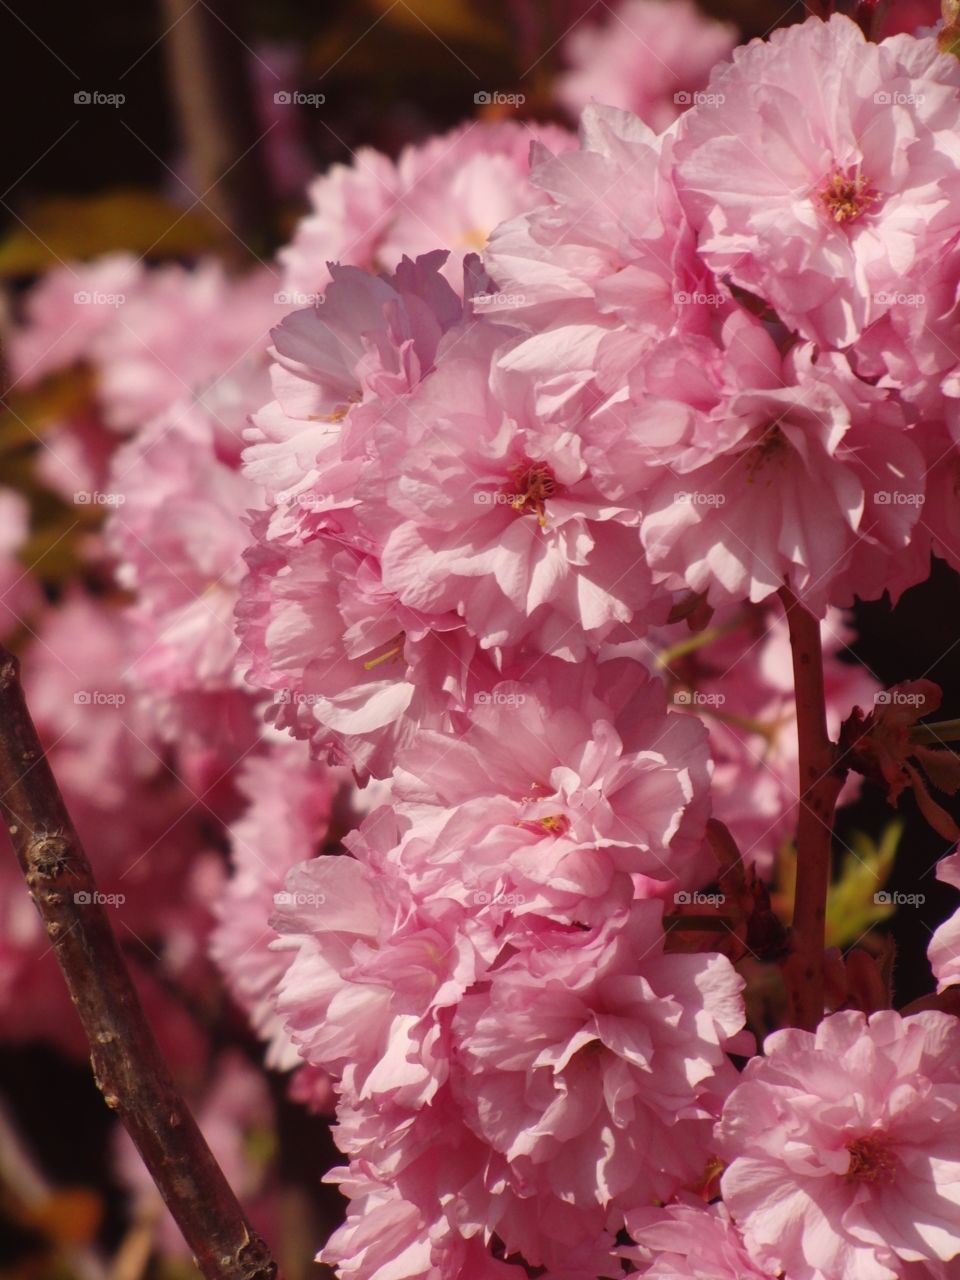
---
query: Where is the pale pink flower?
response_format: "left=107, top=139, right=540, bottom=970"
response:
left=319, top=1169, right=530, bottom=1280
left=238, top=530, right=488, bottom=777
left=483, top=104, right=725, bottom=418
left=381, top=122, right=574, bottom=291
left=34, top=413, right=118, bottom=506
left=718, top=1010, right=960, bottom=1280
left=279, top=148, right=402, bottom=297
left=23, top=594, right=157, bottom=805
left=452, top=902, right=745, bottom=1222
left=638, top=342, right=922, bottom=615
left=13, top=256, right=279, bottom=431
left=372, top=323, right=664, bottom=657
left=106, top=389, right=267, bottom=761
left=622, top=1200, right=777, bottom=1278
left=928, top=849, right=960, bottom=992
left=272, top=852, right=484, bottom=1109
left=386, top=668, right=714, bottom=910
left=1, top=598, right=217, bottom=1060
left=674, top=15, right=960, bottom=349
left=280, top=121, right=573, bottom=298
left=267, top=252, right=463, bottom=426
left=92, top=261, right=279, bottom=430
left=10, top=254, right=144, bottom=386
left=556, top=0, right=737, bottom=133
left=210, top=743, right=341, bottom=1068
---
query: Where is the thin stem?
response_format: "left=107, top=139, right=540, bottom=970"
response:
left=778, top=588, right=846, bottom=1031
left=911, top=718, right=960, bottom=745
left=0, top=647, right=278, bottom=1280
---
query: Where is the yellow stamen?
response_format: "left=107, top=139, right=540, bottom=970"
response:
left=363, top=642, right=403, bottom=671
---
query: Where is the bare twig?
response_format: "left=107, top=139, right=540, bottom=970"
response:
left=0, top=646, right=279, bottom=1280
left=159, top=0, right=272, bottom=254
left=778, top=588, right=846, bottom=1031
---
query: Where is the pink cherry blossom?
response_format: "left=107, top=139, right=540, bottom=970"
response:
left=928, top=849, right=960, bottom=992
left=717, top=1009, right=960, bottom=1280
left=280, top=120, right=573, bottom=298
left=210, top=743, right=341, bottom=1069
left=10, top=254, right=144, bottom=387
left=272, top=851, right=484, bottom=1110
left=622, top=1200, right=778, bottom=1278
left=483, top=103, right=726, bottom=420
left=13, top=256, right=280, bottom=431
left=556, top=0, right=737, bottom=133
left=674, top=15, right=960, bottom=349
left=91, top=261, right=280, bottom=431
left=452, top=902, right=744, bottom=1228
left=384, top=667, right=714, bottom=908
left=638, top=340, right=922, bottom=615
left=369, top=322, right=666, bottom=657
left=106, top=395, right=264, bottom=763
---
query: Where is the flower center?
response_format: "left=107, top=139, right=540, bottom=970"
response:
left=362, top=633, right=405, bottom=671
left=844, top=1133, right=897, bottom=1185
left=744, top=425, right=789, bottom=484
left=516, top=813, right=571, bottom=838
left=502, top=459, right=562, bottom=527
left=461, top=226, right=489, bottom=251
left=818, top=168, right=878, bottom=226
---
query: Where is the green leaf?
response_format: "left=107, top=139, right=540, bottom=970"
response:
left=825, top=820, right=903, bottom=948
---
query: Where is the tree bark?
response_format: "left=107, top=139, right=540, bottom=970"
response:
left=778, top=589, right=846, bottom=1031
left=0, top=646, right=279, bottom=1280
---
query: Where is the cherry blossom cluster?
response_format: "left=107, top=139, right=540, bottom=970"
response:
left=4, top=5, right=960, bottom=1279
left=216, top=12, right=960, bottom=1277
left=0, top=117, right=586, bottom=1256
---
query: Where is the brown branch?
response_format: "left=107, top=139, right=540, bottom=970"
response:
left=778, top=588, right=846, bottom=1032
left=0, top=646, right=279, bottom=1280
left=159, top=0, right=273, bottom=257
